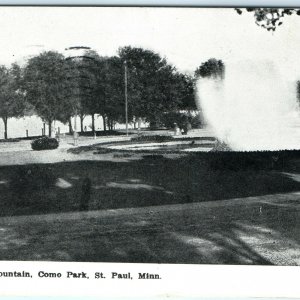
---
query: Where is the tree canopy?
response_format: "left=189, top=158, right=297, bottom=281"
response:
left=23, top=51, right=75, bottom=136
left=235, top=8, right=300, bottom=31
left=18, top=46, right=198, bottom=135
left=0, top=64, right=27, bottom=139
left=195, top=58, right=225, bottom=79
left=118, top=46, right=195, bottom=127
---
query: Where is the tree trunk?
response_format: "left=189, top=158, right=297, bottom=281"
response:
left=3, top=117, right=8, bottom=139
left=107, top=118, right=112, bottom=131
left=48, top=120, right=52, bottom=137
left=80, top=115, right=84, bottom=133
left=91, top=114, right=95, bottom=134
left=68, top=118, right=73, bottom=134
left=103, top=116, right=106, bottom=132
left=138, top=117, right=142, bottom=130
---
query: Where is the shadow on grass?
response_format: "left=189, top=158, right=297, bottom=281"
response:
left=0, top=151, right=299, bottom=217
left=0, top=150, right=299, bottom=263
left=1, top=194, right=299, bottom=264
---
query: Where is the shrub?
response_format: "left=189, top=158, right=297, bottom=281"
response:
left=131, top=135, right=173, bottom=143
left=161, top=112, right=188, bottom=129
left=161, top=111, right=202, bottom=130
left=190, top=113, right=203, bottom=129
left=31, top=136, right=59, bottom=151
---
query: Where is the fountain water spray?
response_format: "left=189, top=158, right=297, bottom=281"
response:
left=196, top=60, right=300, bottom=151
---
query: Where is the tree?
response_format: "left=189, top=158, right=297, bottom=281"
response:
left=195, top=58, right=225, bottom=79
left=56, top=58, right=81, bottom=131
left=65, top=50, right=124, bottom=133
left=0, top=64, right=27, bottom=139
left=23, top=51, right=73, bottom=136
left=174, top=73, right=196, bottom=111
left=235, top=8, right=300, bottom=31
left=100, top=56, right=125, bottom=130
left=118, top=46, right=192, bottom=127
left=73, top=50, right=108, bottom=133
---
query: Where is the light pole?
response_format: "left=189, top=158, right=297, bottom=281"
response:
left=124, top=60, right=128, bottom=136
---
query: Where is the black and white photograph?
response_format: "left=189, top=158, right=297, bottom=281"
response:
left=0, top=5, right=299, bottom=266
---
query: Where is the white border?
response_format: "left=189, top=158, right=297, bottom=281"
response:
left=0, top=3, right=299, bottom=299
left=0, top=261, right=299, bottom=298
left=0, top=0, right=298, bottom=7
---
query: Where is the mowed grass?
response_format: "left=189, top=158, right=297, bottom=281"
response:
left=0, top=151, right=299, bottom=217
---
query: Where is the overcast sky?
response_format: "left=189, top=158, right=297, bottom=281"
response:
left=0, top=7, right=300, bottom=77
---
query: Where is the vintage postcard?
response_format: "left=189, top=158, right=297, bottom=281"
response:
left=0, top=5, right=299, bottom=298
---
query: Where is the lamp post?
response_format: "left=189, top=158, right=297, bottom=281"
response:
left=124, top=60, right=128, bottom=136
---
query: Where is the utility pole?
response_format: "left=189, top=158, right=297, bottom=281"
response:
left=124, top=60, right=128, bottom=136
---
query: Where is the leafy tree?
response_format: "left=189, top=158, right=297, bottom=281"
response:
left=0, top=64, right=27, bottom=139
left=73, top=50, right=108, bottom=133
left=174, top=73, right=196, bottom=111
left=100, top=56, right=125, bottom=130
left=118, top=46, right=192, bottom=127
left=56, top=58, right=81, bottom=131
left=61, top=47, right=196, bottom=132
left=66, top=50, right=123, bottom=133
left=195, top=58, right=225, bottom=79
left=23, top=51, right=73, bottom=136
left=235, top=8, right=300, bottom=31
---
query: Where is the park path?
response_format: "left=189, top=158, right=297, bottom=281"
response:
left=0, top=135, right=132, bottom=153
left=0, top=135, right=133, bottom=165
left=0, top=191, right=299, bottom=264
left=0, top=128, right=216, bottom=166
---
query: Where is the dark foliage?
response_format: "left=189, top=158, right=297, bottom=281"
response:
left=118, top=46, right=196, bottom=124
left=31, top=137, right=59, bottom=151
left=23, top=51, right=73, bottom=137
left=235, top=8, right=300, bottom=31
left=19, top=47, right=198, bottom=132
left=0, top=64, right=27, bottom=139
left=131, top=134, right=174, bottom=143
left=162, top=111, right=201, bottom=129
left=190, top=114, right=202, bottom=129
left=78, top=130, right=131, bottom=137
left=195, top=58, right=225, bottom=79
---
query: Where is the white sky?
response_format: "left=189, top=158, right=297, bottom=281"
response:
left=0, top=7, right=300, bottom=77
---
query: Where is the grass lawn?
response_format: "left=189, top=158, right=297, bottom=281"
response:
left=0, top=187, right=299, bottom=264
left=0, top=149, right=299, bottom=217
left=0, top=146, right=299, bottom=264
